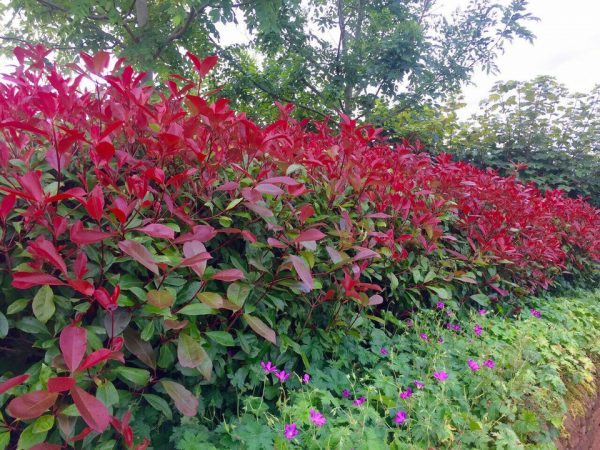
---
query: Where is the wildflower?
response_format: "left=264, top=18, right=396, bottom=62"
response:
left=484, top=359, right=496, bottom=369
left=260, top=361, right=277, bottom=374
left=406, top=319, right=414, bottom=328
left=354, top=396, right=366, bottom=406
left=380, top=347, right=389, bottom=356
left=414, top=380, right=425, bottom=389
left=309, top=408, right=327, bottom=427
left=400, top=388, right=412, bottom=399
left=342, top=389, right=350, bottom=398
left=394, top=410, right=407, bottom=425
left=467, top=359, right=480, bottom=371
left=419, top=333, right=428, bottom=341
left=276, top=370, right=290, bottom=383
left=438, top=337, right=444, bottom=343
left=479, top=309, right=487, bottom=315
left=531, top=309, right=541, bottom=318
left=433, top=371, right=448, bottom=381
left=284, top=423, right=298, bottom=440
left=302, top=373, right=310, bottom=384
left=436, top=301, right=445, bottom=310
left=473, top=324, right=482, bottom=336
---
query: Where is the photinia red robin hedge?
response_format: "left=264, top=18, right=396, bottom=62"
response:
left=0, top=44, right=598, bottom=448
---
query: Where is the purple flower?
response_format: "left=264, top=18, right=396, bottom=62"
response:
left=406, top=319, right=414, bottom=328
left=302, top=373, right=310, bottom=384
left=419, top=333, right=428, bottom=341
left=284, top=423, right=298, bottom=440
left=394, top=410, right=407, bottom=425
left=467, top=359, right=480, bottom=372
left=260, top=361, right=277, bottom=374
left=484, top=359, right=496, bottom=369
left=479, top=309, right=487, bottom=315
left=453, top=324, right=461, bottom=331
left=474, top=324, right=482, bottom=336
left=531, top=309, right=541, bottom=318
left=433, top=371, right=448, bottom=381
left=400, top=388, right=412, bottom=399
left=354, top=396, right=366, bottom=406
left=309, top=408, right=327, bottom=427
left=275, top=370, right=290, bottom=383
left=414, top=380, right=425, bottom=389
left=380, top=347, right=389, bottom=356
left=342, top=389, right=350, bottom=398
left=438, top=337, right=444, bottom=343
left=436, top=301, right=445, bottom=310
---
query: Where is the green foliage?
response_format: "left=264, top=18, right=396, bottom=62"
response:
left=167, top=289, right=600, bottom=448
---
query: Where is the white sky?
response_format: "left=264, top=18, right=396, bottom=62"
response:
left=438, top=0, right=600, bottom=117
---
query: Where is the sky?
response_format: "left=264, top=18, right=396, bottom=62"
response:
left=437, top=0, right=600, bottom=117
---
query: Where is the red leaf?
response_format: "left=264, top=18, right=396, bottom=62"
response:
left=95, top=141, right=115, bottom=162
left=12, top=272, right=65, bottom=289
left=60, top=325, right=87, bottom=372
left=211, top=269, right=245, bottom=282
left=352, top=247, right=380, bottom=261
left=261, top=176, right=299, bottom=185
left=160, top=380, right=198, bottom=417
left=267, top=237, right=288, bottom=249
left=7, top=390, right=58, bottom=420
left=135, top=224, right=175, bottom=240
left=0, top=374, right=29, bottom=395
left=118, top=240, right=159, bottom=275
left=181, top=241, right=210, bottom=277
left=48, top=376, right=75, bottom=392
left=0, top=193, right=16, bottom=222
left=16, top=171, right=45, bottom=203
left=70, top=220, right=114, bottom=245
left=186, top=52, right=218, bottom=79
left=78, top=348, right=112, bottom=371
left=294, top=229, right=326, bottom=243
left=289, top=255, right=314, bottom=290
left=85, top=185, right=104, bottom=221
left=30, top=444, right=62, bottom=450
left=68, top=278, right=94, bottom=296
left=28, top=236, right=68, bottom=274
left=71, top=386, right=110, bottom=432
left=255, top=183, right=284, bottom=196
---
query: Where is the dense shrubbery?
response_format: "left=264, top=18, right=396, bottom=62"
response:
left=0, top=46, right=599, bottom=449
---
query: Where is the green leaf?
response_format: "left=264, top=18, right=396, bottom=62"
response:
left=205, top=331, right=235, bottom=347
left=7, top=298, right=29, bottom=315
left=0, top=312, right=8, bottom=339
left=32, top=285, right=55, bottom=324
left=147, top=289, right=175, bottom=309
left=177, top=334, right=208, bottom=368
left=244, top=314, right=277, bottom=345
left=427, top=286, right=451, bottom=300
left=97, top=380, right=119, bottom=407
left=227, top=283, right=250, bottom=310
left=114, top=366, right=150, bottom=386
left=142, top=393, right=173, bottom=420
left=0, top=432, right=9, bottom=450
left=32, top=414, right=54, bottom=433
left=470, top=293, right=490, bottom=306
left=197, top=292, right=223, bottom=309
left=17, top=424, right=46, bottom=450
left=178, top=302, right=216, bottom=316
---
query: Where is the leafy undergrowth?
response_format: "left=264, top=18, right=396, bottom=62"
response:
left=169, top=289, right=600, bottom=449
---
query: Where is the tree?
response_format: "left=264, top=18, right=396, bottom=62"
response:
left=0, top=0, right=536, bottom=119
left=451, top=76, right=600, bottom=204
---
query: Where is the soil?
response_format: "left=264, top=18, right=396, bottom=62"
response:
left=557, top=379, right=600, bottom=450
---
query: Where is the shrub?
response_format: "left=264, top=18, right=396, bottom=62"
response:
left=0, top=45, right=599, bottom=448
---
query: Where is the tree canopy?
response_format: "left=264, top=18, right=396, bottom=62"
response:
left=0, top=0, right=536, bottom=119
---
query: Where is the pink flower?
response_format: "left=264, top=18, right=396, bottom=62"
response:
left=436, top=302, right=445, bottom=309
left=342, top=389, right=350, bottom=398
left=400, top=388, right=412, bottom=399
left=414, top=380, right=425, bottom=389
left=394, top=410, right=407, bottom=425
left=276, top=370, right=290, bottom=383
left=284, top=423, right=298, bottom=440
left=484, top=359, right=496, bottom=369
left=260, top=361, right=277, bottom=374
left=531, top=309, right=541, bottom=318
left=309, top=408, right=327, bottom=427
left=354, top=396, right=366, bottom=406
left=433, top=371, right=448, bottom=381
left=438, top=337, right=444, bottom=343
left=419, top=333, right=428, bottom=341
left=467, top=359, right=480, bottom=371
left=380, top=347, right=389, bottom=356
left=473, top=324, right=482, bottom=336
left=479, top=309, right=487, bottom=315
left=302, top=373, right=310, bottom=384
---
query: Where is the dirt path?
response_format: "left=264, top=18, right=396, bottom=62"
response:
left=558, top=380, right=600, bottom=450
